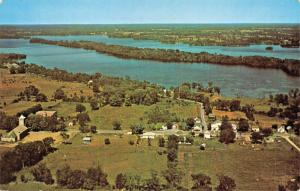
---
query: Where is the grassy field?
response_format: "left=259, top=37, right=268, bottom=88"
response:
left=178, top=138, right=300, bottom=191
left=2, top=135, right=298, bottom=191
left=51, top=99, right=198, bottom=130
left=18, top=134, right=168, bottom=184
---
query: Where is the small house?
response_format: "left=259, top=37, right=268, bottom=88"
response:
left=36, top=111, right=57, bottom=118
left=208, top=114, right=216, bottom=121
left=172, top=123, right=179, bottom=130
left=193, top=125, right=202, bottom=132
left=141, top=132, right=156, bottom=139
left=1, top=115, right=29, bottom=142
left=251, top=127, right=260, bottom=132
left=204, top=130, right=211, bottom=139
left=277, top=126, right=286, bottom=133
left=82, top=136, right=92, bottom=144
left=211, top=121, right=222, bottom=131
left=161, top=125, right=168, bottom=131
left=194, top=117, right=201, bottom=124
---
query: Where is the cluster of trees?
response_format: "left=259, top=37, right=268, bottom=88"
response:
left=219, top=117, right=236, bottom=144
left=17, top=85, right=48, bottom=102
left=0, top=112, right=18, bottom=131
left=30, top=38, right=300, bottom=76
left=115, top=172, right=162, bottom=190
left=56, top=165, right=109, bottom=190
left=0, top=53, right=26, bottom=61
left=31, top=163, right=54, bottom=185
left=173, top=82, right=221, bottom=99
left=9, top=64, right=26, bottom=74
left=163, top=135, right=183, bottom=189
left=0, top=138, right=54, bottom=184
left=251, top=128, right=273, bottom=144
left=214, top=99, right=241, bottom=112
left=267, top=89, right=300, bottom=121
left=16, top=104, right=42, bottom=117
left=130, top=124, right=144, bottom=135
left=241, top=104, right=255, bottom=121
left=25, top=115, right=66, bottom=132
left=278, top=176, right=300, bottom=191
left=145, top=106, right=179, bottom=124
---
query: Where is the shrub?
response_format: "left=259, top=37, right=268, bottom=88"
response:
left=112, top=120, right=122, bottom=130
left=130, top=124, right=144, bottom=134
left=31, top=163, right=54, bottom=185
left=158, top=137, right=165, bottom=147
left=219, top=128, right=235, bottom=144
left=76, top=104, right=86, bottom=113
left=128, top=140, right=135, bottom=145
left=104, top=138, right=110, bottom=145
left=90, top=126, right=97, bottom=134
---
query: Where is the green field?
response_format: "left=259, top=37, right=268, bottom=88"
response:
left=2, top=135, right=298, bottom=191
left=52, top=99, right=198, bottom=130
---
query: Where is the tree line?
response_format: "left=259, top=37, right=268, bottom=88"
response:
left=0, top=138, right=55, bottom=184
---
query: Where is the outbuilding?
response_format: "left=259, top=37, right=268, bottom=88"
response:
left=141, top=132, right=156, bottom=139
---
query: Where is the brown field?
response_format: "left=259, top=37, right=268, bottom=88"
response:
left=0, top=68, right=93, bottom=111
left=212, top=109, right=246, bottom=120
left=21, top=131, right=64, bottom=145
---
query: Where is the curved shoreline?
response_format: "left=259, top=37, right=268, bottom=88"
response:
left=30, top=38, right=300, bottom=77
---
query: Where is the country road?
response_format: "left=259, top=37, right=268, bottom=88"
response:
left=280, top=135, right=300, bottom=152
left=177, top=98, right=207, bottom=130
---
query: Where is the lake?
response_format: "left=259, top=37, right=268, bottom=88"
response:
left=35, top=35, right=300, bottom=60
left=0, top=38, right=299, bottom=98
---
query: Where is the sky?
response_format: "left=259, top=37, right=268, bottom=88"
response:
left=0, top=0, right=299, bottom=24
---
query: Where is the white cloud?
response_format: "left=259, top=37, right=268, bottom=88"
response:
left=0, top=0, right=3, bottom=4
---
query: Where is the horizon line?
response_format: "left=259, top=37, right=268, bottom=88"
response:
left=0, top=22, right=300, bottom=26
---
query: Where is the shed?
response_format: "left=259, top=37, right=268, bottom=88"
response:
left=83, top=136, right=92, bottom=144
left=141, top=132, right=156, bottom=139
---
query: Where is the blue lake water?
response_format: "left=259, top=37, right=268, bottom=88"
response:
left=35, top=35, right=300, bottom=60
left=0, top=38, right=299, bottom=98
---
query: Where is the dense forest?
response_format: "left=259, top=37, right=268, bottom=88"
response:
left=30, top=38, right=300, bottom=76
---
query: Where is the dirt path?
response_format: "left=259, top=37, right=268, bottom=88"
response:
left=280, top=135, right=300, bottom=152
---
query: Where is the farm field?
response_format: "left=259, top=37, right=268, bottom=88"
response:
left=178, top=139, right=300, bottom=190
left=1, top=135, right=299, bottom=191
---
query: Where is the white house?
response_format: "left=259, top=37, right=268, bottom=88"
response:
left=211, top=121, right=222, bottom=131
left=204, top=130, right=211, bottom=139
left=161, top=125, right=168, bottom=131
left=141, top=132, right=156, bottom=139
left=251, top=127, right=260, bottom=132
left=277, top=126, right=286, bottom=133
left=193, top=125, right=202, bottom=132
left=83, top=135, right=92, bottom=144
